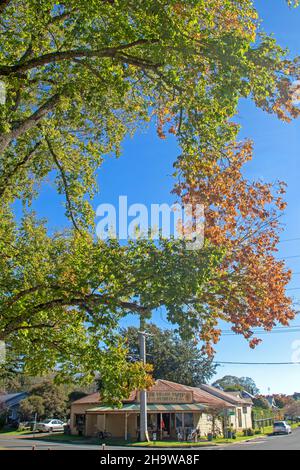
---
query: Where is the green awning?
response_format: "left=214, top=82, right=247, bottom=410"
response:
left=86, top=403, right=207, bottom=413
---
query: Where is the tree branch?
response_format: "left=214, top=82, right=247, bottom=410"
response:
left=4, top=322, right=58, bottom=335
left=0, top=140, right=42, bottom=198
left=26, top=292, right=149, bottom=318
left=1, top=285, right=48, bottom=309
left=0, top=40, right=160, bottom=76
left=45, top=137, right=82, bottom=233
left=0, top=0, right=11, bottom=15
left=0, top=92, right=61, bottom=155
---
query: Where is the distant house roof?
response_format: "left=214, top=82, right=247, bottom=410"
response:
left=0, top=392, right=28, bottom=408
left=240, top=390, right=256, bottom=400
left=265, top=396, right=278, bottom=409
left=72, top=379, right=239, bottom=409
left=226, top=390, right=255, bottom=402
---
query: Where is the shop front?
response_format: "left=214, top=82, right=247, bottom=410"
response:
left=84, top=402, right=206, bottom=440
left=70, top=379, right=252, bottom=439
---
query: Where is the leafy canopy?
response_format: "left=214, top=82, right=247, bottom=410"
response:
left=0, top=206, right=223, bottom=395
left=0, top=0, right=299, bottom=399
left=212, top=375, right=259, bottom=395
left=0, top=0, right=299, bottom=224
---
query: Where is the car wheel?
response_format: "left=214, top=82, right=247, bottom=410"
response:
left=49, top=427, right=53, bottom=433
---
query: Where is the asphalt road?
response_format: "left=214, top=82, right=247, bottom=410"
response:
left=0, top=435, right=106, bottom=450
left=220, top=427, right=300, bottom=451
left=1, top=428, right=300, bottom=451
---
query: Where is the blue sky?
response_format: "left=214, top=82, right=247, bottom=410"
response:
left=29, top=1, right=300, bottom=394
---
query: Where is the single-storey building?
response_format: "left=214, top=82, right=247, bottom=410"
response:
left=0, top=392, right=28, bottom=422
left=199, top=384, right=253, bottom=431
left=70, top=380, right=253, bottom=440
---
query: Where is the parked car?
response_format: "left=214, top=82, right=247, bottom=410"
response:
left=273, top=421, right=292, bottom=435
left=36, top=419, right=66, bottom=433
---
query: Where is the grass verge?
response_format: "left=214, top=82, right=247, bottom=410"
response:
left=0, top=430, right=33, bottom=436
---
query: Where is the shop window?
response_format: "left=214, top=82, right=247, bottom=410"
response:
left=175, top=413, right=193, bottom=428
left=184, top=413, right=193, bottom=428
left=175, top=413, right=183, bottom=428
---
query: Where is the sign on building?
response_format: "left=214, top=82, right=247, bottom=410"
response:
left=137, top=391, right=194, bottom=404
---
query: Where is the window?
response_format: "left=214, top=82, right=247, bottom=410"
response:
left=175, top=413, right=193, bottom=429
left=242, top=406, right=247, bottom=414
left=175, top=413, right=183, bottom=428
left=184, top=413, right=194, bottom=428
left=75, top=414, right=85, bottom=426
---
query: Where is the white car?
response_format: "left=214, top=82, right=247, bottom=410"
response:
left=36, top=419, right=66, bottom=433
left=273, top=421, right=292, bottom=435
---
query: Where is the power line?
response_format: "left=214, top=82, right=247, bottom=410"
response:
left=221, top=324, right=300, bottom=333
left=220, top=322, right=300, bottom=336
left=213, top=361, right=300, bottom=365
left=279, top=238, right=300, bottom=243
left=222, top=329, right=300, bottom=336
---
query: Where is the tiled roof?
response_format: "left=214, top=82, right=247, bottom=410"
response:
left=72, top=379, right=236, bottom=408
left=187, top=386, right=231, bottom=407
left=0, top=392, right=27, bottom=404
left=151, top=380, right=191, bottom=392
left=72, top=390, right=137, bottom=405
left=200, top=384, right=252, bottom=405
left=72, top=392, right=101, bottom=404
left=153, top=380, right=231, bottom=406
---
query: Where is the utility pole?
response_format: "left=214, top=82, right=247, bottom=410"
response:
left=138, top=316, right=149, bottom=442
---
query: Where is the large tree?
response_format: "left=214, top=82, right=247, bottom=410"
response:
left=122, top=324, right=217, bottom=386
left=0, top=0, right=299, bottom=216
left=19, top=380, right=70, bottom=420
left=0, top=208, right=222, bottom=401
left=0, top=1, right=299, bottom=400
left=212, top=375, right=259, bottom=395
